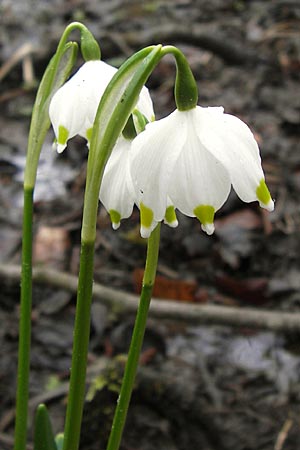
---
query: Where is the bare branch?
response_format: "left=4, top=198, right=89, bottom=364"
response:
left=1, top=263, right=300, bottom=333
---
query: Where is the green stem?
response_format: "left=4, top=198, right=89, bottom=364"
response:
left=13, top=23, right=91, bottom=450
left=106, top=223, right=161, bottom=450
left=62, top=239, right=95, bottom=450
left=14, top=187, right=34, bottom=450
left=62, top=45, right=163, bottom=450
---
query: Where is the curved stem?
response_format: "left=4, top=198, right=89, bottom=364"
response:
left=13, top=187, right=34, bottom=450
left=106, top=224, right=161, bottom=450
left=161, top=45, right=198, bottom=111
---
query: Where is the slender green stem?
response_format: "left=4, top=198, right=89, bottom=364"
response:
left=13, top=24, right=91, bottom=450
left=61, top=45, right=163, bottom=450
left=106, top=223, right=161, bottom=450
left=14, top=187, right=34, bottom=450
left=62, top=239, right=95, bottom=450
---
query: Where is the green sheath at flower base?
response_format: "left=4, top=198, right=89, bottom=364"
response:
left=80, top=27, right=101, bottom=61
left=256, top=178, right=273, bottom=210
left=193, top=204, right=215, bottom=235
left=162, top=46, right=198, bottom=111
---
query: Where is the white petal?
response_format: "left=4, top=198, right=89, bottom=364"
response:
left=77, top=61, right=118, bottom=137
left=50, top=59, right=155, bottom=149
left=201, top=223, right=215, bottom=235
left=168, top=112, right=231, bottom=216
left=141, top=219, right=159, bottom=239
left=130, top=109, right=187, bottom=223
left=49, top=60, right=117, bottom=147
left=192, top=106, right=267, bottom=204
left=99, top=136, right=135, bottom=227
left=49, top=81, right=87, bottom=149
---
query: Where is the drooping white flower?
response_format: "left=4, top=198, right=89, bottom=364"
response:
left=49, top=60, right=154, bottom=153
left=99, top=135, right=136, bottom=230
left=130, top=106, right=274, bottom=238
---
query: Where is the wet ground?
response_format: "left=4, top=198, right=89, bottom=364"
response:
left=1, top=1, right=300, bottom=449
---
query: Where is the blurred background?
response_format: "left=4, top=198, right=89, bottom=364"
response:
left=1, top=1, right=300, bottom=449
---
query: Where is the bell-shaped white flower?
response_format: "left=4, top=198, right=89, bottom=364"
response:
left=99, top=135, right=136, bottom=230
left=130, top=106, right=274, bottom=238
left=49, top=60, right=154, bottom=153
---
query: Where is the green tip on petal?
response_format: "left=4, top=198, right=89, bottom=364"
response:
left=193, top=204, right=215, bottom=235
left=86, top=127, right=93, bottom=143
left=164, top=205, right=178, bottom=228
left=140, top=202, right=154, bottom=238
left=57, top=125, right=69, bottom=153
left=109, top=209, right=121, bottom=230
left=256, top=179, right=274, bottom=211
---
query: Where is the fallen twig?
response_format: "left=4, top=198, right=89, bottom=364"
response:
left=0, top=42, right=36, bottom=83
left=1, top=264, right=300, bottom=333
left=274, top=418, right=293, bottom=450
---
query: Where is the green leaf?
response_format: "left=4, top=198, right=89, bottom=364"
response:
left=82, top=45, right=163, bottom=242
left=55, top=433, right=64, bottom=450
left=33, top=404, right=57, bottom=450
left=25, top=41, right=78, bottom=188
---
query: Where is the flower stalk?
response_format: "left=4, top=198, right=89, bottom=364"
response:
left=106, top=224, right=161, bottom=450
left=14, top=22, right=96, bottom=450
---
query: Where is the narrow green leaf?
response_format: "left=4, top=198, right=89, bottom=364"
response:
left=25, top=42, right=78, bottom=188
left=34, top=404, right=57, bottom=450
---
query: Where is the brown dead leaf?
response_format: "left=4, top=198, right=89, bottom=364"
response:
left=133, top=268, right=198, bottom=302
left=215, top=273, right=269, bottom=305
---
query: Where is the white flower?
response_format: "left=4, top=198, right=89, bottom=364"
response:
left=130, top=106, right=274, bottom=238
left=99, top=136, right=136, bottom=230
left=49, top=60, right=154, bottom=153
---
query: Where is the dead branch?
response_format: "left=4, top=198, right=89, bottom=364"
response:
left=1, top=264, right=300, bottom=333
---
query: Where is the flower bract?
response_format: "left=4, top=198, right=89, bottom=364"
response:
left=130, top=106, right=274, bottom=238
left=49, top=60, right=154, bottom=153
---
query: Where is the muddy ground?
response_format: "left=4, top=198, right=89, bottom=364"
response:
left=1, top=1, right=300, bottom=449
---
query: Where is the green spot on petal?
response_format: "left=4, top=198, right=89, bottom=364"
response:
left=256, top=179, right=272, bottom=206
left=165, top=205, right=177, bottom=224
left=58, top=125, right=69, bottom=145
left=193, top=205, right=215, bottom=226
left=109, top=209, right=121, bottom=229
left=86, top=127, right=93, bottom=142
left=140, top=202, right=154, bottom=229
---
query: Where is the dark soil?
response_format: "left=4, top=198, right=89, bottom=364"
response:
left=1, top=1, right=300, bottom=449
